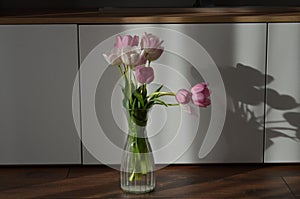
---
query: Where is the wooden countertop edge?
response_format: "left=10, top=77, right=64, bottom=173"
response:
left=0, top=15, right=300, bottom=24
left=1, top=8, right=300, bottom=24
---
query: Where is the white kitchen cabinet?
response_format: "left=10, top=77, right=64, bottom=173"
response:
left=0, top=25, right=81, bottom=164
left=79, top=24, right=266, bottom=164
left=265, top=23, right=300, bottom=162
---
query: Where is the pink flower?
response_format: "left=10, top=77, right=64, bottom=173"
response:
left=135, top=65, right=154, bottom=84
left=103, top=47, right=122, bottom=66
left=114, top=35, right=139, bottom=49
left=191, top=83, right=210, bottom=97
left=139, top=50, right=148, bottom=65
left=121, top=46, right=143, bottom=67
left=175, top=89, right=192, bottom=104
left=190, top=83, right=211, bottom=108
left=192, top=94, right=211, bottom=108
left=141, top=32, right=164, bottom=61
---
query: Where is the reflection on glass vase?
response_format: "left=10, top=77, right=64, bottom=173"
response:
left=120, top=109, right=155, bottom=194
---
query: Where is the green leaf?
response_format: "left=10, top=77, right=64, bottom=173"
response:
left=131, top=81, right=136, bottom=91
left=131, top=98, right=137, bottom=110
left=146, top=101, right=154, bottom=109
left=149, top=98, right=168, bottom=107
left=123, top=98, right=128, bottom=109
left=148, top=84, right=164, bottom=100
left=154, top=84, right=164, bottom=93
left=142, top=84, right=147, bottom=99
left=122, top=75, right=130, bottom=108
left=133, top=91, right=145, bottom=108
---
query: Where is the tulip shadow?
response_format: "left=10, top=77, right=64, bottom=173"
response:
left=195, top=63, right=300, bottom=162
left=264, top=90, right=300, bottom=149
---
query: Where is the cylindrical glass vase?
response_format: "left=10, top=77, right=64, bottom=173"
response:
left=120, top=109, right=155, bottom=194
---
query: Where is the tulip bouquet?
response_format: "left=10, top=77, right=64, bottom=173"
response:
left=103, top=33, right=211, bottom=115
left=103, top=32, right=211, bottom=193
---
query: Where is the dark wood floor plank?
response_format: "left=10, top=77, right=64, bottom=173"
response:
left=247, top=165, right=300, bottom=177
left=154, top=168, right=294, bottom=198
left=0, top=165, right=298, bottom=198
left=284, top=176, right=300, bottom=196
left=68, top=166, right=116, bottom=178
left=0, top=177, right=115, bottom=199
left=0, top=167, right=69, bottom=192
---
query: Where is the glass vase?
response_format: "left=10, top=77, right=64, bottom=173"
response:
left=120, top=109, right=155, bottom=194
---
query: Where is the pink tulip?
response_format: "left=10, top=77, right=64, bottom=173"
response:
left=139, top=50, right=148, bottom=65
left=175, top=89, right=192, bottom=104
left=141, top=32, right=164, bottom=61
left=121, top=46, right=142, bottom=66
left=190, top=83, right=211, bottom=107
left=135, top=65, right=154, bottom=84
left=192, top=93, right=211, bottom=107
left=114, top=35, right=139, bottom=49
left=191, top=83, right=210, bottom=97
left=103, top=47, right=122, bottom=66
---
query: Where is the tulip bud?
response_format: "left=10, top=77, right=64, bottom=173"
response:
left=175, top=89, right=192, bottom=104
left=135, top=65, right=154, bottom=84
left=190, top=83, right=211, bottom=107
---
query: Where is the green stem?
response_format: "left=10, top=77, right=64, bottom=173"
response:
left=118, top=65, right=122, bottom=74
left=129, top=65, right=133, bottom=105
left=143, top=84, right=147, bottom=99
left=127, top=113, right=151, bottom=182
left=166, top=103, right=180, bottom=106
left=147, top=91, right=176, bottom=98
left=123, top=64, right=128, bottom=73
left=118, top=65, right=125, bottom=80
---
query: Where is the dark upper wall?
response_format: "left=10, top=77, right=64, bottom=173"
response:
left=1, top=0, right=299, bottom=11
left=0, top=0, right=194, bottom=10
left=216, top=0, right=300, bottom=6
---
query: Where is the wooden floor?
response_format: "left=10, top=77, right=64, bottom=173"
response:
left=0, top=165, right=299, bottom=198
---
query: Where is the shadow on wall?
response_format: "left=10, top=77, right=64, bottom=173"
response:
left=222, top=63, right=300, bottom=151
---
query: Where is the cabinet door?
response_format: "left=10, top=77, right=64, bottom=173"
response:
left=265, top=23, right=300, bottom=162
left=79, top=24, right=266, bottom=164
left=0, top=25, right=81, bottom=164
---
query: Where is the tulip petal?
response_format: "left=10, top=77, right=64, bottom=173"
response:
left=136, top=66, right=154, bottom=84
left=114, top=36, right=123, bottom=49
left=176, top=89, right=192, bottom=104
left=132, top=35, right=139, bottom=46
